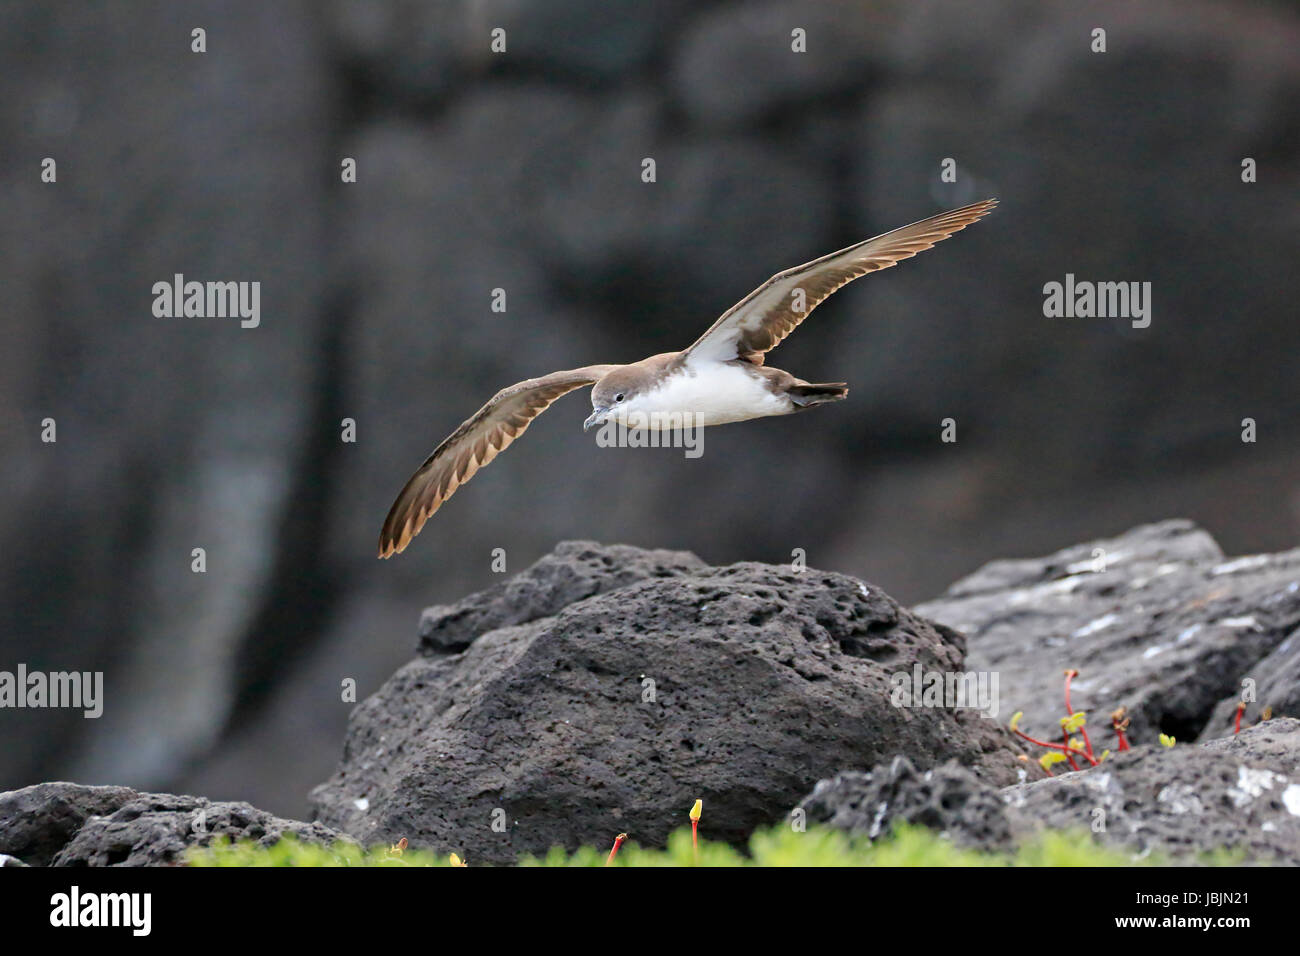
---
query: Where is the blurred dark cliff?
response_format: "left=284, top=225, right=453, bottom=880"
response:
left=1, top=0, right=1297, bottom=817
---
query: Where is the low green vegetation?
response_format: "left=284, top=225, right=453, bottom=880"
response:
left=186, top=823, right=1159, bottom=867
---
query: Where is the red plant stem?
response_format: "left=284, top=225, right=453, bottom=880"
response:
left=691, top=819, right=698, bottom=860
left=605, top=833, right=627, bottom=866
left=1061, top=728, right=1081, bottom=771
left=1078, top=728, right=1095, bottom=761
left=1064, top=670, right=1096, bottom=761
left=1072, top=746, right=1099, bottom=767
left=1113, top=722, right=1130, bottom=751
left=1016, top=723, right=1095, bottom=769
left=1234, top=702, right=1246, bottom=735
left=1012, top=728, right=1069, bottom=751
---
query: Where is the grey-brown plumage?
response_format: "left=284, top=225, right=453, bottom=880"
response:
left=379, top=199, right=997, bottom=557
left=378, top=366, right=616, bottom=558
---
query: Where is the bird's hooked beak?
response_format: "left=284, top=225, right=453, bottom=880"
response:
left=583, top=406, right=610, bottom=432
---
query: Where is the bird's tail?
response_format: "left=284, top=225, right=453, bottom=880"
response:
left=788, top=382, right=849, bottom=408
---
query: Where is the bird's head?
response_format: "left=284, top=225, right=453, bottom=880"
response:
left=585, top=368, right=645, bottom=431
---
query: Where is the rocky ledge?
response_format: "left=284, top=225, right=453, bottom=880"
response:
left=0, top=782, right=348, bottom=867
left=311, top=542, right=1029, bottom=864
left=3, top=521, right=1297, bottom=865
left=803, top=719, right=1300, bottom=864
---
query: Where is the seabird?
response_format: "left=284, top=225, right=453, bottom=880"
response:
left=379, top=198, right=998, bottom=557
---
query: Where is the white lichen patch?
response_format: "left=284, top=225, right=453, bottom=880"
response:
left=1263, top=583, right=1300, bottom=607
left=1089, top=771, right=1115, bottom=794
left=1211, top=554, right=1270, bottom=576
left=1228, top=765, right=1286, bottom=808
left=1066, top=550, right=1130, bottom=574
left=1282, top=784, right=1300, bottom=817
left=1008, top=574, right=1087, bottom=606
left=1157, top=783, right=1205, bottom=815
left=1073, top=613, right=1118, bottom=638
left=1129, top=562, right=1184, bottom=590
left=1213, top=615, right=1260, bottom=631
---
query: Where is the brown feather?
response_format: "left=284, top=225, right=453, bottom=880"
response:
left=377, top=365, right=618, bottom=557
left=684, top=199, right=997, bottom=363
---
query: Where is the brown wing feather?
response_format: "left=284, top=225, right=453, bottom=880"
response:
left=378, top=365, right=618, bottom=558
left=684, top=199, right=998, bottom=364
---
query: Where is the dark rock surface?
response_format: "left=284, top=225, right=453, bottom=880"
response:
left=1002, top=720, right=1300, bottom=864
left=1202, top=717, right=1300, bottom=774
left=803, top=720, right=1300, bottom=864
left=0, top=782, right=350, bottom=867
left=1201, top=627, right=1300, bottom=741
left=0, top=782, right=139, bottom=867
left=806, top=520, right=1300, bottom=864
left=798, top=755, right=1014, bottom=850
left=312, top=543, right=1029, bottom=864
left=916, top=520, right=1300, bottom=748
left=418, top=540, right=707, bottom=654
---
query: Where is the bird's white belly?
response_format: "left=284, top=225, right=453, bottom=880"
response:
left=623, top=363, right=790, bottom=428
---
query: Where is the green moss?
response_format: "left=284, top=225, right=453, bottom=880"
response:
left=185, top=823, right=1170, bottom=868
left=186, top=834, right=449, bottom=867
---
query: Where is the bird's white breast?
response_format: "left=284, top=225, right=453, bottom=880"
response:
left=623, top=362, right=789, bottom=428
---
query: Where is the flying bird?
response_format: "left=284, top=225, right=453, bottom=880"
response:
left=379, top=198, right=998, bottom=557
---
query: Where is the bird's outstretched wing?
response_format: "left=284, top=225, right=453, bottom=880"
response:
left=683, top=199, right=998, bottom=365
left=378, top=365, right=619, bottom=557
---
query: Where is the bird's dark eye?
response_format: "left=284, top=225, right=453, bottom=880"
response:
left=614, top=393, right=625, bottom=403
